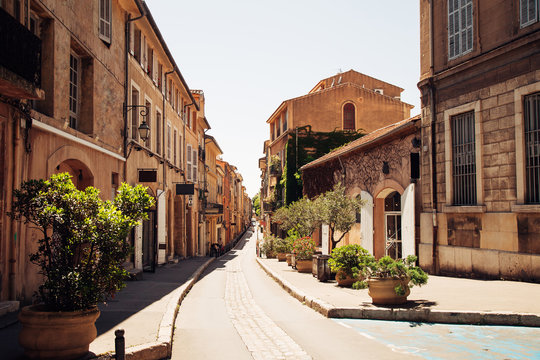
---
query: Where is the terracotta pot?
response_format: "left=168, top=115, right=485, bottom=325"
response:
left=335, top=270, right=362, bottom=287
left=367, top=278, right=410, bottom=305
left=19, top=305, right=100, bottom=360
left=277, top=253, right=287, bottom=262
left=266, top=251, right=276, bottom=259
left=286, top=253, right=292, bottom=266
left=295, top=259, right=312, bottom=273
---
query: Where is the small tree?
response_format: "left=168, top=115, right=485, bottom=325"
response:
left=317, top=182, right=363, bottom=250
left=252, top=192, right=261, bottom=217
left=273, top=196, right=320, bottom=237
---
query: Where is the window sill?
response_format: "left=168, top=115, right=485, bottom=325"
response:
left=442, top=205, right=486, bottom=213
left=511, top=204, right=540, bottom=213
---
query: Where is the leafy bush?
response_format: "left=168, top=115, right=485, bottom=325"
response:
left=364, top=255, right=428, bottom=294
left=8, top=173, right=154, bottom=311
left=328, top=244, right=374, bottom=279
left=273, top=237, right=292, bottom=254
left=292, top=236, right=316, bottom=261
left=260, top=234, right=276, bottom=257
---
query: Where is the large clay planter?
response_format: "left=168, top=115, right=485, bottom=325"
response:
left=277, top=252, right=287, bottom=262
left=295, top=259, right=312, bottom=273
left=19, top=305, right=100, bottom=360
left=286, top=253, right=292, bottom=266
left=367, top=278, right=410, bottom=305
left=335, top=270, right=362, bottom=287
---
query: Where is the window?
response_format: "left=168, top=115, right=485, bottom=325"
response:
left=158, top=63, right=163, bottom=90
left=283, top=111, right=288, bottom=132
left=178, top=134, right=182, bottom=166
left=98, top=0, right=112, bottom=43
left=271, top=122, right=275, bottom=141
left=147, top=47, right=153, bottom=76
left=193, top=148, right=198, bottom=182
left=130, top=86, right=139, bottom=140
left=69, top=52, right=80, bottom=129
left=167, top=122, right=171, bottom=160
left=451, top=111, right=477, bottom=205
left=156, top=110, right=162, bottom=155
left=173, top=128, right=177, bottom=165
left=524, top=93, right=540, bottom=203
left=448, top=0, right=473, bottom=60
left=520, top=0, right=538, bottom=28
left=277, top=118, right=281, bottom=137
left=133, top=28, right=141, bottom=62
left=343, top=103, right=355, bottom=130
left=187, top=144, right=192, bottom=181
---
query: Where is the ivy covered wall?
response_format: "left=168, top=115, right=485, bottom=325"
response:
left=278, top=126, right=364, bottom=205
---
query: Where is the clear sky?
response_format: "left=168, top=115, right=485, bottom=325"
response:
left=145, top=0, right=420, bottom=198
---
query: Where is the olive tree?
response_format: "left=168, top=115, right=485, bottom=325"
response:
left=273, top=196, right=320, bottom=237
left=317, top=182, right=363, bottom=249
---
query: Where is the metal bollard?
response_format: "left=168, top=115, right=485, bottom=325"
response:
left=115, top=329, right=125, bottom=360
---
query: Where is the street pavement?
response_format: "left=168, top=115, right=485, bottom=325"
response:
left=1, top=224, right=539, bottom=359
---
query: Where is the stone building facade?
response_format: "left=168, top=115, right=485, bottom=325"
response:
left=0, top=0, right=250, bottom=303
left=418, top=0, right=540, bottom=281
left=301, top=116, right=421, bottom=258
left=260, top=69, right=413, bottom=236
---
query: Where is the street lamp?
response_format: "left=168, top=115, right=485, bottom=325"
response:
left=138, top=119, right=150, bottom=142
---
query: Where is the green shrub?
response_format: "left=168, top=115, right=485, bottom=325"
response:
left=8, top=173, right=154, bottom=311
left=328, top=244, right=374, bottom=279
left=292, top=236, right=316, bottom=260
left=366, top=255, right=428, bottom=294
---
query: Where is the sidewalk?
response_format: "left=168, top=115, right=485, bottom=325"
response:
left=0, top=257, right=214, bottom=360
left=256, top=257, right=540, bottom=327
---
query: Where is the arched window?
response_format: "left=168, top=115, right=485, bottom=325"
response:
left=343, top=103, right=355, bottom=130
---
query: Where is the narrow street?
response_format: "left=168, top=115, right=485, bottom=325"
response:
left=170, top=228, right=412, bottom=359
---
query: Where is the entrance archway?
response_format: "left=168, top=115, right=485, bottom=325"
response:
left=55, top=159, right=93, bottom=190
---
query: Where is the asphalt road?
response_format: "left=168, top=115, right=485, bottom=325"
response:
left=170, top=228, right=412, bottom=359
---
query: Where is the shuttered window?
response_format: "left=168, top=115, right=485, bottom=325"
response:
left=69, top=52, right=80, bottom=130
left=524, top=93, right=540, bottom=204
left=187, top=144, right=192, bottom=181
left=193, top=149, right=198, bottom=182
left=451, top=111, right=477, bottom=205
left=99, top=0, right=112, bottom=43
left=448, top=0, right=473, bottom=60
left=520, top=0, right=538, bottom=28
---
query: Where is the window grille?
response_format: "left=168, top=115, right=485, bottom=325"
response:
left=448, top=0, right=473, bottom=60
left=520, top=0, right=538, bottom=28
left=524, top=93, right=540, bottom=204
left=451, top=111, right=476, bottom=205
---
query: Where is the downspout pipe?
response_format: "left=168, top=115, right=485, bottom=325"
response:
left=429, top=0, right=439, bottom=274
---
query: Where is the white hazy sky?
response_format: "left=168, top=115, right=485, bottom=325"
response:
left=145, top=0, right=420, bottom=198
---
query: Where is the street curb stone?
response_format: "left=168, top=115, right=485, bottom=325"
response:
left=255, top=257, right=540, bottom=327
left=95, top=257, right=215, bottom=360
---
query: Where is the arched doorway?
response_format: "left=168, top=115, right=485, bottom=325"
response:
left=384, top=191, right=402, bottom=259
left=54, top=159, right=93, bottom=190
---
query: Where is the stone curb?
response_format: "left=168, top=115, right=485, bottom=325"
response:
left=96, top=257, right=216, bottom=360
left=255, top=258, right=540, bottom=327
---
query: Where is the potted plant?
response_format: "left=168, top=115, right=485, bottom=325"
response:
left=363, top=255, right=428, bottom=305
left=328, top=244, right=374, bottom=287
left=273, top=237, right=292, bottom=262
left=9, top=173, right=154, bottom=359
left=260, top=234, right=276, bottom=259
left=292, top=236, right=316, bottom=273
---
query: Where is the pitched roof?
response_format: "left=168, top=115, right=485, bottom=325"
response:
left=300, top=114, right=420, bottom=171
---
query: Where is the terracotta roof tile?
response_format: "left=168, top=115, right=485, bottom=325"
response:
left=301, top=115, right=420, bottom=170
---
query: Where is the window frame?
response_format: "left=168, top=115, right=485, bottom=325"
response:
left=443, top=100, right=484, bottom=211
left=514, top=82, right=540, bottom=209
left=187, top=144, right=192, bottom=181
left=98, top=0, right=112, bottom=44
left=520, top=0, right=539, bottom=28
left=447, top=0, right=474, bottom=60
left=450, top=110, right=477, bottom=206
left=69, top=51, right=81, bottom=130
left=343, top=102, right=356, bottom=131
